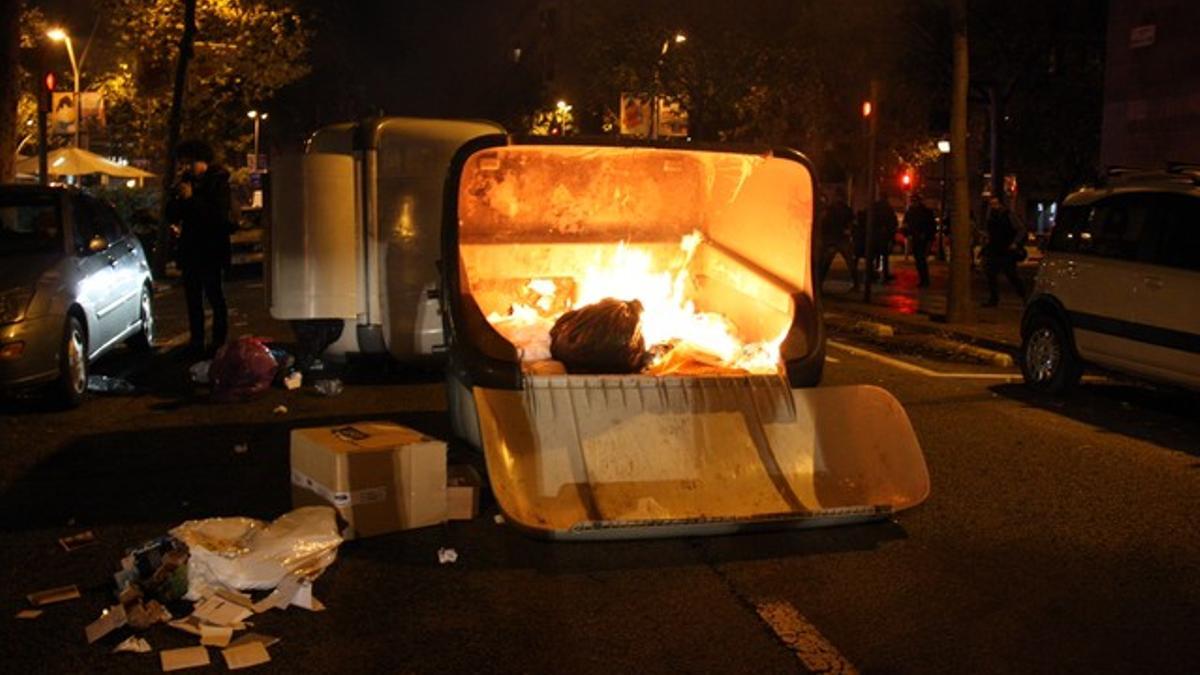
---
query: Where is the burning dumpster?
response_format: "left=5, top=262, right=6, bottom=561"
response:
left=442, top=139, right=930, bottom=538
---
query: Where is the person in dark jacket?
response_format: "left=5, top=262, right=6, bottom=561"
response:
left=903, top=194, right=938, bottom=287
left=816, top=188, right=859, bottom=290
left=870, top=197, right=898, bottom=283
left=167, top=140, right=233, bottom=358
left=980, top=195, right=1027, bottom=306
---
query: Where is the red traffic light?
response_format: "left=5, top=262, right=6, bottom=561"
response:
left=861, top=101, right=872, bottom=118
left=44, top=72, right=55, bottom=91
left=900, top=170, right=913, bottom=189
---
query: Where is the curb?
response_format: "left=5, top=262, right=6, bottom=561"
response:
left=824, top=302, right=1020, bottom=368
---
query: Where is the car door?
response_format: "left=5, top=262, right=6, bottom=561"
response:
left=1131, top=193, right=1200, bottom=387
left=69, top=195, right=124, bottom=355
left=89, top=197, right=143, bottom=336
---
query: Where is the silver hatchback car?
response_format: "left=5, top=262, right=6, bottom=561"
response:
left=0, top=185, right=155, bottom=405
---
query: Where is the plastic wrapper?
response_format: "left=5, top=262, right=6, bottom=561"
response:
left=209, top=336, right=280, bottom=402
left=170, top=506, right=343, bottom=600
left=549, top=298, right=647, bottom=373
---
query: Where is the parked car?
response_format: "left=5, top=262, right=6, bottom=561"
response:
left=1020, top=168, right=1200, bottom=392
left=0, top=185, right=155, bottom=405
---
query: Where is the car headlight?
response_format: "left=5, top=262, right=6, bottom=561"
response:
left=0, top=288, right=34, bottom=324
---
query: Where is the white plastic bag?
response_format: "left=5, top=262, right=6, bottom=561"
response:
left=171, top=506, right=342, bottom=600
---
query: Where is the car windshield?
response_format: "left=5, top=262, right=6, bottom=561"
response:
left=0, top=193, right=63, bottom=256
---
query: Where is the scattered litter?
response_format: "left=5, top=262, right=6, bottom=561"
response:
left=437, top=547, right=458, bottom=564
left=59, top=530, right=99, bottom=552
left=159, top=645, right=211, bottom=672
left=233, top=443, right=249, bottom=454
left=188, top=360, right=211, bottom=384
left=87, top=374, right=136, bottom=394
left=15, top=609, right=43, bottom=620
left=272, top=405, right=288, bottom=415
left=126, top=599, right=171, bottom=630
left=192, top=595, right=253, bottom=627
left=283, top=371, right=302, bottom=391
left=200, top=624, right=235, bottom=647
left=313, top=378, right=344, bottom=397
left=222, top=640, right=271, bottom=670
left=85, top=604, right=128, bottom=644
left=228, top=633, right=280, bottom=649
left=112, top=636, right=152, bottom=654
left=27, top=584, right=81, bottom=606
left=167, top=616, right=204, bottom=637
left=215, top=588, right=256, bottom=610
left=493, top=514, right=505, bottom=525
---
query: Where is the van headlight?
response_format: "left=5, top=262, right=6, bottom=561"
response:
left=0, top=288, right=34, bottom=324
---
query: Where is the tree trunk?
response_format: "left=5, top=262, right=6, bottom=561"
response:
left=155, top=0, right=197, bottom=277
left=0, top=2, right=22, bottom=183
left=946, top=0, right=974, bottom=323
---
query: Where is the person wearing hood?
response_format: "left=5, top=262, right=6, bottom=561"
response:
left=167, top=140, right=234, bottom=359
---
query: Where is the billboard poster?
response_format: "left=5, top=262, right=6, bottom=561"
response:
left=656, top=96, right=689, bottom=138
left=50, top=92, right=106, bottom=135
left=620, top=93, right=651, bottom=137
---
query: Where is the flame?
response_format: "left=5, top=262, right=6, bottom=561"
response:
left=487, top=231, right=785, bottom=374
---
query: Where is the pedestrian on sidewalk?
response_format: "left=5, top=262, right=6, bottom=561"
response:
left=817, top=188, right=860, bottom=290
left=167, top=140, right=234, bottom=359
left=980, top=195, right=1027, bottom=307
left=870, top=197, right=898, bottom=284
left=903, top=193, right=938, bottom=287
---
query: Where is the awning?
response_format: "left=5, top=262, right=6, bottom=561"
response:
left=14, top=147, right=156, bottom=179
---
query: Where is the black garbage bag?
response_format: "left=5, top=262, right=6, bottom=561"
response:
left=550, top=298, right=647, bottom=373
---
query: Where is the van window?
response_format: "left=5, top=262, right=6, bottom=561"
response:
left=1152, top=194, right=1200, bottom=272
left=1077, top=194, right=1154, bottom=261
left=1048, top=204, right=1088, bottom=252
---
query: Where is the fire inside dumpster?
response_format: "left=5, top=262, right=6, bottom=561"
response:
left=449, top=144, right=929, bottom=538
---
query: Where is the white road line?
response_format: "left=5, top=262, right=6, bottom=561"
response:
left=825, top=355, right=842, bottom=364
left=754, top=599, right=858, bottom=674
left=828, top=339, right=1021, bottom=380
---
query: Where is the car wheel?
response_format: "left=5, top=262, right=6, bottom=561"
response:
left=127, top=284, right=155, bottom=351
left=1021, top=314, right=1082, bottom=393
left=56, top=316, right=88, bottom=407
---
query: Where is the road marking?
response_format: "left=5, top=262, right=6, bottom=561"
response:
left=828, top=339, right=1021, bottom=380
left=754, top=599, right=858, bottom=674
left=825, top=355, right=841, bottom=364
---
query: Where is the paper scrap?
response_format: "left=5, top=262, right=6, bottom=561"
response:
left=437, top=547, right=458, bottom=564
left=200, top=624, right=234, bottom=647
left=85, top=604, right=128, bottom=644
left=27, top=584, right=81, bottom=606
left=252, top=574, right=301, bottom=614
left=192, top=595, right=253, bottom=626
left=214, top=588, right=255, bottom=610
left=222, top=641, right=271, bottom=670
left=493, top=514, right=505, bottom=525
left=228, top=633, right=280, bottom=650
left=113, top=636, right=152, bottom=654
left=272, top=405, right=288, bottom=415
left=283, top=372, right=302, bottom=390
left=15, top=609, right=43, bottom=620
left=168, top=616, right=203, bottom=636
left=160, top=646, right=211, bottom=672
left=59, top=530, right=98, bottom=552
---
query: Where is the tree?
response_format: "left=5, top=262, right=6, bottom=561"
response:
left=155, top=0, right=198, bottom=277
left=946, top=0, right=973, bottom=324
left=0, top=2, right=21, bottom=183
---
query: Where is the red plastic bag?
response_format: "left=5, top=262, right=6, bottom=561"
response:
left=209, top=336, right=280, bottom=402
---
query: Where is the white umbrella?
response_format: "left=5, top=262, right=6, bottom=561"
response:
left=15, top=146, right=156, bottom=181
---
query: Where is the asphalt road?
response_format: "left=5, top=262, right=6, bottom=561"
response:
left=2, top=274, right=1197, bottom=674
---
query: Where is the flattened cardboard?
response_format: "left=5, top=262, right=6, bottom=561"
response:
left=160, top=646, right=210, bottom=671
left=113, top=636, right=152, bottom=654
left=215, top=588, right=255, bottom=610
left=228, top=633, right=280, bottom=649
left=191, top=596, right=253, bottom=626
left=59, top=530, right=98, bottom=552
left=200, top=624, right=234, bottom=647
left=85, top=604, right=128, bottom=644
left=290, top=421, right=447, bottom=538
left=27, top=584, right=81, bottom=606
left=168, top=616, right=204, bottom=636
left=15, top=609, right=43, bottom=620
left=222, top=641, right=271, bottom=670
left=447, top=464, right=483, bottom=520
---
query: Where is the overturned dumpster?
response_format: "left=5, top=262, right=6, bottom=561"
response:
left=271, top=120, right=929, bottom=539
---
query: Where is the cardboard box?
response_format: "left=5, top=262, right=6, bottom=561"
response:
left=290, top=422, right=447, bottom=538
left=446, top=464, right=483, bottom=521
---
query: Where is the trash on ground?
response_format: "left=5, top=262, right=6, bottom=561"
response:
left=191, top=595, right=253, bottom=626
left=87, top=374, right=137, bottom=394
left=112, top=635, right=152, bottom=654
left=233, top=443, right=249, bottom=454
left=437, top=547, right=458, bottom=564
left=209, top=336, right=283, bottom=402
left=200, top=624, right=235, bottom=647
left=15, top=609, right=43, bottom=619
left=85, top=604, right=128, bottom=644
left=447, top=465, right=483, bottom=521
left=126, top=598, right=171, bottom=630
left=493, top=514, right=505, bottom=525
left=188, top=360, right=211, bottom=384
left=27, top=584, right=81, bottom=606
left=159, top=645, right=211, bottom=672
left=313, top=378, right=344, bottom=397
left=228, top=632, right=279, bottom=649
left=222, top=640, right=271, bottom=670
left=214, top=588, right=255, bottom=610
left=272, top=405, right=288, bottom=415
left=290, top=422, right=447, bottom=538
left=283, top=371, right=302, bottom=391
left=550, top=298, right=647, bottom=373
left=59, top=530, right=99, bottom=552
left=170, top=506, right=342, bottom=598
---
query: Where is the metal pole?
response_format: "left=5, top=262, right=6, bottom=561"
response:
left=37, top=109, right=48, bottom=185
left=252, top=116, right=260, bottom=163
left=64, top=36, right=80, bottom=149
left=938, top=151, right=949, bottom=260
left=863, top=79, right=879, bottom=303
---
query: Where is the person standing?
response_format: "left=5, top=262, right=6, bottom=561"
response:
left=980, top=195, right=1027, bottom=307
left=817, top=188, right=860, bottom=290
left=168, top=140, right=233, bottom=358
left=903, top=194, right=938, bottom=287
left=871, top=197, right=898, bottom=284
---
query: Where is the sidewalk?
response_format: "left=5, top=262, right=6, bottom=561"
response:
left=819, top=252, right=1039, bottom=353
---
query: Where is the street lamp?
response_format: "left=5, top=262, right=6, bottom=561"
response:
left=651, top=31, right=687, bottom=140
left=47, top=27, right=81, bottom=149
left=937, top=139, right=951, bottom=260
left=247, top=110, right=268, bottom=171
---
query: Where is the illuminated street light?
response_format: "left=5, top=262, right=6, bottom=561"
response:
left=247, top=110, right=268, bottom=170
left=47, top=27, right=82, bottom=149
left=937, top=139, right=951, bottom=154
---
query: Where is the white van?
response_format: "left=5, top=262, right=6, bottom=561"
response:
left=1020, top=168, right=1200, bottom=392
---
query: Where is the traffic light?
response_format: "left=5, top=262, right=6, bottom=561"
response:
left=900, top=169, right=914, bottom=190
left=861, top=101, right=873, bottom=118
left=38, top=71, right=55, bottom=113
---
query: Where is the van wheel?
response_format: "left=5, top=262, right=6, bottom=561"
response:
left=1021, top=314, right=1081, bottom=393
left=56, top=316, right=88, bottom=407
left=127, top=285, right=155, bottom=351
